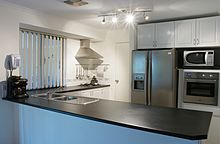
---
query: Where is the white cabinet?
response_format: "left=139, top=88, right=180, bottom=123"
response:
left=175, top=19, right=196, bottom=47
left=64, top=87, right=110, bottom=100
left=137, top=22, right=174, bottom=49
left=63, top=91, right=81, bottom=96
left=137, top=24, right=155, bottom=49
left=175, top=16, right=220, bottom=47
left=155, top=22, right=175, bottom=48
left=196, top=17, right=219, bottom=47
left=100, top=87, right=111, bottom=100
left=92, top=89, right=102, bottom=99
left=81, top=90, right=91, bottom=97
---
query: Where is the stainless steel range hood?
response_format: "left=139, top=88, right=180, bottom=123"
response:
left=75, top=39, right=103, bottom=70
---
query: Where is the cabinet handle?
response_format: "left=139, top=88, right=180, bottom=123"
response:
left=155, top=41, right=157, bottom=47
left=197, top=39, right=199, bottom=45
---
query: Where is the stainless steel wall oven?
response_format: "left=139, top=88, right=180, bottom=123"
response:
left=183, top=72, right=219, bottom=105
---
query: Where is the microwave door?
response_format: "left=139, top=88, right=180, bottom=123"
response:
left=183, top=50, right=214, bottom=67
left=184, top=52, right=206, bottom=66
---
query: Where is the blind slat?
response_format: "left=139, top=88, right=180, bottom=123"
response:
left=38, top=34, right=41, bottom=89
left=44, top=35, right=49, bottom=88
left=41, top=34, right=45, bottom=88
left=53, top=37, right=57, bottom=87
left=20, top=31, right=24, bottom=77
left=57, top=38, right=60, bottom=87
left=60, top=38, right=63, bottom=87
left=33, top=33, right=37, bottom=89
left=49, top=36, right=53, bottom=88
left=23, top=32, right=27, bottom=80
left=27, top=32, right=33, bottom=89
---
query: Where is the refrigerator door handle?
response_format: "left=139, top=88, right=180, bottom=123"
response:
left=147, top=52, right=152, bottom=105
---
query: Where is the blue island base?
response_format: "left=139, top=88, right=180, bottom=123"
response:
left=16, top=104, right=199, bottom=144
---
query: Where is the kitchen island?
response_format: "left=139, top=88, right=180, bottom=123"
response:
left=3, top=89, right=212, bottom=144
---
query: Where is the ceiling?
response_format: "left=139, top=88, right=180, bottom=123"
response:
left=2, top=0, right=220, bottom=29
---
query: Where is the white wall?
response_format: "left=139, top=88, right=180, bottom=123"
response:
left=91, top=29, right=132, bottom=100
left=0, top=1, right=107, bottom=144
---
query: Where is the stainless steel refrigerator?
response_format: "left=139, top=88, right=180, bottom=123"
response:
left=131, top=49, right=177, bottom=108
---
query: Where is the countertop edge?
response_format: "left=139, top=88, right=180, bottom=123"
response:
left=3, top=98, right=209, bottom=140
left=57, top=85, right=111, bottom=93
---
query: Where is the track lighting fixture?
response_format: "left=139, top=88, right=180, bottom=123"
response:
left=126, top=14, right=134, bottom=23
left=98, top=8, right=152, bottom=25
left=112, top=16, right=118, bottom=23
left=144, top=12, right=149, bottom=20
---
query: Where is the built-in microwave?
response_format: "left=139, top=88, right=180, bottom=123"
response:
left=183, top=71, right=219, bottom=106
left=184, top=50, right=214, bottom=67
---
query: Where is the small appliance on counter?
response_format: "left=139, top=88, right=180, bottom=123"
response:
left=4, top=54, right=28, bottom=99
left=90, top=76, right=98, bottom=86
left=7, top=76, right=28, bottom=99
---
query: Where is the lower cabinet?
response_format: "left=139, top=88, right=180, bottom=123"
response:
left=64, top=87, right=110, bottom=100
left=202, top=116, right=220, bottom=144
left=64, top=91, right=81, bottom=96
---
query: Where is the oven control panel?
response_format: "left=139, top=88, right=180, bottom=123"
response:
left=184, top=72, right=219, bottom=80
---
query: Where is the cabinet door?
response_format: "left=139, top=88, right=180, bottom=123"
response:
left=81, top=90, right=91, bottom=97
left=62, top=91, right=81, bottom=96
left=92, top=89, right=101, bottom=99
left=137, top=24, right=155, bottom=49
left=175, top=19, right=196, bottom=47
left=196, top=17, right=219, bottom=47
left=99, top=87, right=111, bottom=100
left=155, top=22, right=175, bottom=48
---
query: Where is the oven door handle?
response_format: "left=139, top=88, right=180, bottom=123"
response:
left=185, top=79, right=217, bottom=83
left=205, top=52, right=208, bottom=65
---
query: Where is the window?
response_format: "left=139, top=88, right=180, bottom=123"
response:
left=19, top=29, right=65, bottom=90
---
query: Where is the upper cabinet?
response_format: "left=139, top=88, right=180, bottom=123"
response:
left=137, top=24, right=155, bottom=49
left=175, top=19, right=196, bottom=47
left=175, top=16, right=220, bottom=47
left=155, top=22, right=175, bottom=48
left=137, top=16, right=220, bottom=49
left=196, top=17, right=219, bottom=47
left=137, top=22, right=174, bottom=49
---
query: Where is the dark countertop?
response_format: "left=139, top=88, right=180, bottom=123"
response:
left=3, top=94, right=212, bottom=141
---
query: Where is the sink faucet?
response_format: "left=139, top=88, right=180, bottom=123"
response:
left=46, top=86, right=64, bottom=99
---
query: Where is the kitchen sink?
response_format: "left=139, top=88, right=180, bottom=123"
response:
left=32, top=93, right=99, bottom=105
left=54, top=96, right=77, bottom=101
left=32, top=93, right=49, bottom=99
left=52, top=95, right=99, bottom=105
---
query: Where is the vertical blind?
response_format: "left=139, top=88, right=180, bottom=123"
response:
left=20, top=29, right=64, bottom=90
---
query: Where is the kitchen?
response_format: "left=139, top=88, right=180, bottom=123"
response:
left=0, top=0, right=220, bottom=144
